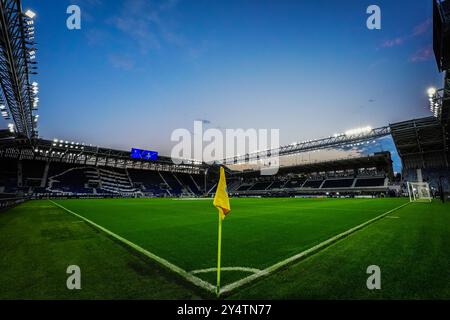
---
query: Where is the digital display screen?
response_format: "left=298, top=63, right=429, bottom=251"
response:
left=131, top=148, right=158, bottom=161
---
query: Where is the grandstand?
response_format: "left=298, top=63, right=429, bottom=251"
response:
left=226, top=152, right=394, bottom=197
left=0, top=135, right=207, bottom=198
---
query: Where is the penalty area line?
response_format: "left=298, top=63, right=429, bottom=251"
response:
left=49, top=200, right=216, bottom=293
left=219, top=201, right=411, bottom=295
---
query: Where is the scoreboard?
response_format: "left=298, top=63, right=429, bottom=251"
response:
left=131, top=148, right=158, bottom=161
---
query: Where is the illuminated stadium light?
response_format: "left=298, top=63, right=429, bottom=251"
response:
left=24, top=9, right=36, bottom=19
left=344, top=126, right=372, bottom=137
left=426, top=87, right=442, bottom=118
left=8, top=123, right=15, bottom=133
left=0, top=105, right=10, bottom=119
left=427, top=87, right=437, bottom=97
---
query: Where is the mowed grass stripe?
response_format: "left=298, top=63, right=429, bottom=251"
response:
left=52, top=198, right=408, bottom=288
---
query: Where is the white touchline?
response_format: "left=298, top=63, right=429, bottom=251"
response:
left=50, top=200, right=409, bottom=296
left=49, top=200, right=216, bottom=293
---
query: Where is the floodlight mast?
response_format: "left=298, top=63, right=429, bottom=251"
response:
left=0, top=1, right=39, bottom=138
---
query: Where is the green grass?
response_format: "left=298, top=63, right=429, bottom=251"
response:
left=1, top=197, right=449, bottom=299
left=0, top=201, right=200, bottom=299
left=50, top=198, right=407, bottom=286
left=229, top=200, right=450, bottom=299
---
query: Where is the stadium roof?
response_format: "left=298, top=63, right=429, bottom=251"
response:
left=223, top=126, right=391, bottom=165
left=0, top=137, right=204, bottom=173
left=390, top=117, right=449, bottom=169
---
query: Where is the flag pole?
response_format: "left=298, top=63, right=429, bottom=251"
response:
left=216, top=209, right=223, bottom=297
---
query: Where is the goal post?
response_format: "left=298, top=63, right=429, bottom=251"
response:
left=407, top=181, right=432, bottom=203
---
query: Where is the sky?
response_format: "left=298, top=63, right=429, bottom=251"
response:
left=5, top=0, right=444, bottom=171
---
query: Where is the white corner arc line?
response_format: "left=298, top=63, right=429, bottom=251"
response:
left=191, top=267, right=261, bottom=275
left=49, top=200, right=216, bottom=293
left=219, top=202, right=410, bottom=295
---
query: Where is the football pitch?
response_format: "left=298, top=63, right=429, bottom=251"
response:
left=1, top=197, right=449, bottom=299
left=46, top=198, right=407, bottom=292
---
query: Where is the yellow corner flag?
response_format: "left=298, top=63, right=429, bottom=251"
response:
left=213, top=166, right=231, bottom=297
left=213, top=166, right=231, bottom=219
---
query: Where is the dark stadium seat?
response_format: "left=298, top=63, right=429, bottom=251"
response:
left=159, top=172, right=184, bottom=195
left=321, top=179, right=354, bottom=188
left=302, top=180, right=324, bottom=188
left=249, top=182, right=272, bottom=190
left=283, top=179, right=306, bottom=189
left=267, top=180, right=286, bottom=189
left=175, top=173, right=203, bottom=195
left=237, top=184, right=253, bottom=191
left=47, top=166, right=91, bottom=194
left=354, top=178, right=385, bottom=187
left=128, top=169, right=166, bottom=196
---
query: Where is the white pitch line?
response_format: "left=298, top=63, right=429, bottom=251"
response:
left=219, top=202, right=411, bottom=295
left=191, top=267, right=261, bottom=275
left=49, top=200, right=216, bottom=293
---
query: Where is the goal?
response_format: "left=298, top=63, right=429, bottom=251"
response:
left=407, top=182, right=432, bottom=203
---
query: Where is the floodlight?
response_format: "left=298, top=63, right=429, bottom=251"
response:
left=427, top=87, right=436, bottom=97
left=24, top=10, right=36, bottom=19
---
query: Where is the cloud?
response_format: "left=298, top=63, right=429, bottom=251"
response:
left=410, top=45, right=434, bottom=63
left=107, top=0, right=184, bottom=54
left=381, top=37, right=404, bottom=48
left=108, top=54, right=135, bottom=70
left=412, top=18, right=432, bottom=37
left=381, top=19, right=432, bottom=49
left=381, top=37, right=405, bottom=48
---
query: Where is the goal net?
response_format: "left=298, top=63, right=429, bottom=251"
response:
left=407, top=182, right=432, bottom=203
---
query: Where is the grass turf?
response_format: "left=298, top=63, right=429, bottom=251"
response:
left=0, top=201, right=200, bottom=299
left=48, top=198, right=406, bottom=287
left=1, top=197, right=448, bottom=299
left=228, top=200, right=450, bottom=299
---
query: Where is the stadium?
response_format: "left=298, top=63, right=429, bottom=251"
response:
left=0, top=0, right=449, bottom=303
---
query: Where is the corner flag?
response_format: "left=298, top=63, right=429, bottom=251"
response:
left=213, top=166, right=231, bottom=297
left=213, top=166, right=231, bottom=219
